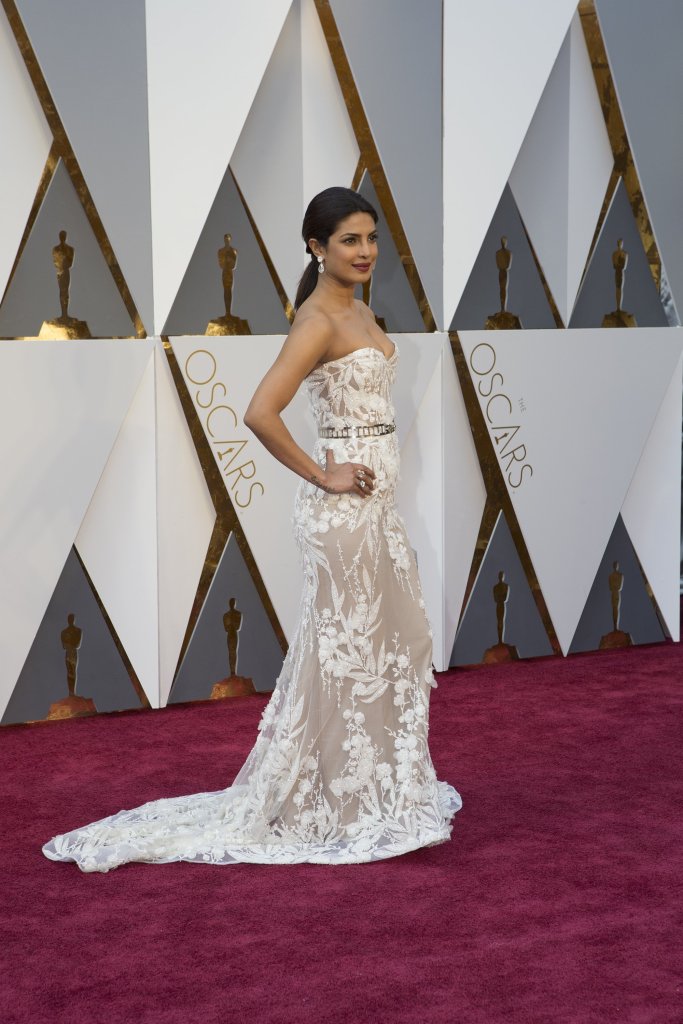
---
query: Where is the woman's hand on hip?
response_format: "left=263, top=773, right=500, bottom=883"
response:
left=321, top=449, right=376, bottom=497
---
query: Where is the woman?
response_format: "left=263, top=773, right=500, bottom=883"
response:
left=42, top=187, right=461, bottom=872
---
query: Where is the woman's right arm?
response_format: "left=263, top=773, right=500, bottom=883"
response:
left=243, top=315, right=375, bottom=497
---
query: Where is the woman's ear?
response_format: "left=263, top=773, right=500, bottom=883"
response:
left=308, top=238, right=324, bottom=260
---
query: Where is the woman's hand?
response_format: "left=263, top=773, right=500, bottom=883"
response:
left=320, top=449, right=376, bottom=497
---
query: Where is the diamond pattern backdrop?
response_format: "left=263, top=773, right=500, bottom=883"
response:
left=0, top=0, right=681, bottom=725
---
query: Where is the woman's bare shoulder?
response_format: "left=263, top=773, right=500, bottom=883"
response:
left=279, top=306, right=333, bottom=370
left=291, top=301, right=334, bottom=336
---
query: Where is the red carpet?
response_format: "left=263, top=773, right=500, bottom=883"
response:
left=1, top=642, right=682, bottom=1024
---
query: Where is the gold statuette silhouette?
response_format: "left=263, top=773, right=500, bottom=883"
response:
left=206, top=233, right=251, bottom=335
left=602, top=239, right=637, bottom=327
left=485, top=237, right=522, bottom=330
left=48, top=613, right=97, bottom=719
left=211, top=597, right=256, bottom=699
left=39, top=230, right=92, bottom=340
left=483, top=571, right=520, bottom=663
left=599, top=561, right=633, bottom=649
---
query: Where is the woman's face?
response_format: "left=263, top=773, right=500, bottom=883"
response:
left=310, top=211, right=378, bottom=285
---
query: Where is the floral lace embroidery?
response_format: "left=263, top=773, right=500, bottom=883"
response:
left=42, top=343, right=461, bottom=872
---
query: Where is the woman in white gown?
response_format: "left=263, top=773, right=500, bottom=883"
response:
left=42, top=186, right=461, bottom=872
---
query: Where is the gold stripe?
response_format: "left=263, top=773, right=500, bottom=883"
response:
left=0, top=141, right=58, bottom=307
left=458, top=499, right=502, bottom=625
left=0, top=545, right=151, bottom=728
left=518, top=216, right=565, bottom=329
left=162, top=339, right=287, bottom=689
left=578, top=0, right=661, bottom=293
left=74, top=547, right=150, bottom=710
left=574, top=168, right=620, bottom=307
left=628, top=532, right=673, bottom=641
left=2, top=0, right=146, bottom=337
left=314, top=0, right=436, bottom=331
left=577, top=5, right=671, bottom=635
left=172, top=513, right=232, bottom=680
left=163, top=341, right=236, bottom=676
left=229, top=167, right=295, bottom=325
left=350, top=155, right=365, bottom=192
left=450, top=331, right=562, bottom=656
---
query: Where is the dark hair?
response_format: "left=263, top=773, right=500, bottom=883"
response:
left=294, top=186, right=378, bottom=310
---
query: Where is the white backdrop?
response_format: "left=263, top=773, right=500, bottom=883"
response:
left=0, top=0, right=681, bottom=722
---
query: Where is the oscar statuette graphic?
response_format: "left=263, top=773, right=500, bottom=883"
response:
left=485, top=236, right=522, bottom=330
left=599, top=562, right=633, bottom=649
left=211, top=597, right=256, bottom=699
left=602, top=239, right=637, bottom=327
left=47, top=614, right=97, bottom=719
left=483, top=571, right=520, bottom=663
left=38, top=231, right=92, bottom=339
left=206, top=233, right=251, bottom=335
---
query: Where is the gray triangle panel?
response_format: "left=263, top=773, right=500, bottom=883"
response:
left=2, top=547, right=142, bottom=725
left=450, top=511, right=553, bottom=667
left=15, top=0, right=153, bottom=330
left=596, top=0, right=683, bottom=322
left=449, top=184, right=557, bottom=331
left=330, top=0, right=442, bottom=323
left=569, top=178, right=667, bottom=328
left=357, top=170, right=424, bottom=332
left=568, top=514, right=666, bottom=653
left=0, top=160, right=134, bottom=337
left=169, top=533, right=284, bottom=703
left=163, top=165, right=290, bottom=336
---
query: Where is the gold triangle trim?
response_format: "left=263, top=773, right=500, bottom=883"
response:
left=1, top=0, right=146, bottom=337
left=579, top=0, right=662, bottom=295
left=620, top=518, right=674, bottom=643
left=0, top=140, right=58, bottom=306
left=1, top=546, right=151, bottom=728
left=517, top=212, right=566, bottom=329
left=458, top=499, right=501, bottom=626
left=74, top=547, right=150, bottom=709
left=350, top=155, right=365, bottom=193
left=314, top=0, right=435, bottom=331
left=229, top=167, right=295, bottom=325
left=567, top=169, right=620, bottom=317
left=450, top=332, right=561, bottom=656
left=162, top=340, right=287, bottom=693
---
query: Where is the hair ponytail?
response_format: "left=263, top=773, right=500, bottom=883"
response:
left=294, top=257, right=320, bottom=311
left=293, top=187, right=378, bottom=312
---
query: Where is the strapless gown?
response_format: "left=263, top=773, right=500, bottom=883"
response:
left=42, top=342, right=461, bottom=871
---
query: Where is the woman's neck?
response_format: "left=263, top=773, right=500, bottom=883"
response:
left=314, top=273, right=357, bottom=312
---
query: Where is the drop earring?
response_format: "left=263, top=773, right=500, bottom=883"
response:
left=317, top=255, right=325, bottom=275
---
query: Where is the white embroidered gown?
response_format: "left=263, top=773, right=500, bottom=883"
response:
left=42, top=343, right=461, bottom=872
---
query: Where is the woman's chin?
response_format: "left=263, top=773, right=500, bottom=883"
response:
left=347, top=268, right=372, bottom=282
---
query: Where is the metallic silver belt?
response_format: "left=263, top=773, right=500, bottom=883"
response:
left=318, top=422, right=396, bottom=439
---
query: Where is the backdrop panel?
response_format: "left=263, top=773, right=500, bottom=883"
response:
left=0, top=339, right=154, bottom=715
left=459, top=327, right=683, bottom=652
